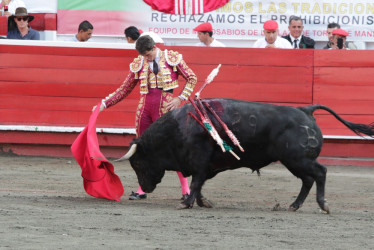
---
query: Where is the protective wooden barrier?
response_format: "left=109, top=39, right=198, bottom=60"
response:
left=0, top=44, right=373, bottom=165
left=314, top=50, right=374, bottom=136
left=30, top=13, right=57, bottom=31
left=0, top=16, right=7, bottom=36
left=0, top=45, right=314, bottom=128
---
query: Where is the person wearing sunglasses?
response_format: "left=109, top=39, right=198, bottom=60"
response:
left=7, top=7, right=39, bottom=40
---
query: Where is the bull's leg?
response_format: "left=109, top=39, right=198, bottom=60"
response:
left=196, top=192, right=213, bottom=208
left=176, top=174, right=212, bottom=209
left=314, top=162, right=329, bottom=214
left=176, top=175, right=198, bottom=209
left=288, top=161, right=329, bottom=213
left=193, top=176, right=213, bottom=208
left=289, top=175, right=314, bottom=211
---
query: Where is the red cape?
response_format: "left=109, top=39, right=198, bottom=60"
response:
left=71, top=103, right=124, bottom=201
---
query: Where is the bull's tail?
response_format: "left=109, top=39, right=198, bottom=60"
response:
left=300, top=105, right=374, bottom=137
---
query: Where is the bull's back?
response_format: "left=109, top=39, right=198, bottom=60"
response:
left=177, top=98, right=323, bottom=161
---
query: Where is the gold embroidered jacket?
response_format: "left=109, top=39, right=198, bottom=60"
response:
left=103, top=49, right=197, bottom=108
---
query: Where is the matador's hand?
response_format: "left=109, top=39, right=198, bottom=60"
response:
left=165, top=97, right=182, bottom=111
left=92, top=103, right=105, bottom=112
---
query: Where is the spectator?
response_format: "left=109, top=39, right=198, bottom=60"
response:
left=7, top=7, right=39, bottom=40
left=193, top=22, right=225, bottom=47
left=1, top=0, right=25, bottom=17
left=93, top=35, right=197, bottom=201
left=71, top=20, right=93, bottom=42
left=253, top=20, right=292, bottom=49
left=323, top=23, right=357, bottom=50
left=124, top=26, right=140, bottom=43
left=282, top=16, right=315, bottom=49
left=323, top=23, right=340, bottom=49
left=139, top=31, right=164, bottom=44
left=330, top=28, right=351, bottom=50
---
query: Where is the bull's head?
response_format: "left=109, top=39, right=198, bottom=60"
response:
left=116, top=142, right=165, bottom=193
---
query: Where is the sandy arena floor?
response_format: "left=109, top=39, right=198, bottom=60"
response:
left=0, top=154, right=373, bottom=249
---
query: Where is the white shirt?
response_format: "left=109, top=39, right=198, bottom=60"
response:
left=140, top=31, right=164, bottom=44
left=69, top=35, right=80, bottom=42
left=195, top=39, right=226, bottom=47
left=148, top=48, right=160, bottom=70
left=289, top=34, right=302, bottom=49
left=253, top=37, right=293, bottom=49
left=3, top=0, right=26, bottom=15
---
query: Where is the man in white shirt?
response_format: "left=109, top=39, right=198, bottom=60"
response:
left=193, top=22, right=225, bottom=47
left=71, top=20, right=93, bottom=42
left=253, top=20, right=292, bottom=49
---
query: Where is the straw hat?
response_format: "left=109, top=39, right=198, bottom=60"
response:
left=10, top=7, right=34, bottom=22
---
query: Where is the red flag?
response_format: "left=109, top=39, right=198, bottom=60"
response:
left=143, top=0, right=229, bottom=15
left=71, top=103, right=124, bottom=201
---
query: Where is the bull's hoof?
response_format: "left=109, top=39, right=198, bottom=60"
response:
left=320, top=204, right=330, bottom=214
left=196, top=197, right=213, bottom=208
left=288, top=205, right=299, bottom=212
left=176, top=202, right=193, bottom=210
left=180, top=193, right=189, bottom=201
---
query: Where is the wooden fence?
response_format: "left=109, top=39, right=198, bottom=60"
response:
left=1, top=43, right=373, bottom=164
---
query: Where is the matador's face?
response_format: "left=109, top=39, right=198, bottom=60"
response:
left=141, top=46, right=157, bottom=62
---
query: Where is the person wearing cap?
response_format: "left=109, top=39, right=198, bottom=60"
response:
left=253, top=20, right=292, bottom=49
left=1, top=0, right=25, bottom=17
left=323, top=23, right=357, bottom=50
left=7, top=7, right=39, bottom=40
left=124, top=26, right=140, bottom=44
left=193, top=22, right=225, bottom=47
left=282, top=15, right=315, bottom=49
left=330, top=28, right=350, bottom=50
left=93, top=35, right=197, bottom=201
left=71, top=20, right=93, bottom=42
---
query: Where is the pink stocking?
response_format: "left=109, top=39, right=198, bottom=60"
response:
left=177, top=172, right=190, bottom=195
left=135, top=186, right=145, bottom=195
left=136, top=172, right=189, bottom=195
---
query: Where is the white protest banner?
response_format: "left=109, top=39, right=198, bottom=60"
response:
left=55, top=1, right=373, bottom=42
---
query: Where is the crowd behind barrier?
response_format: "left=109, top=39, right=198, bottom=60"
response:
left=0, top=5, right=370, bottom=49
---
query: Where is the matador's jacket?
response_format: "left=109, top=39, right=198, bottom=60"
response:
left=102, top=49, right=197, bottom=135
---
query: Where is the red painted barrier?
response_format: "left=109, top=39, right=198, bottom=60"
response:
left=0, top=43, right=373, bottom=164
left=30, top=13, right=57, bottom=31
left=313, top=50, right=374, bottom=136
left=0, top=16, right=7, bottom=36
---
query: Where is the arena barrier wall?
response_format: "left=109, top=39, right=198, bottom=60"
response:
left=0, top=16, right=7, bottom=37
left=0, top=41, right=373, bottom=166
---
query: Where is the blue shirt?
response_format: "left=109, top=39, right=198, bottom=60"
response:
left=7, top=27, right=40, bottom=40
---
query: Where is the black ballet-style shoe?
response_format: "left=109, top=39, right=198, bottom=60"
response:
left=129, top=191, right=147, bottom=200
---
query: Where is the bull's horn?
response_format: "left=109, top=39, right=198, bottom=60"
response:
left=114, top=144, right=137, bottom=162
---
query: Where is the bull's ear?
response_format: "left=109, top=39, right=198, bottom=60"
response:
left=114, top=144, right=137, bottom=162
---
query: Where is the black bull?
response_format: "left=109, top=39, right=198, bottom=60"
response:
left=119, top=98, right=374, bottom=212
